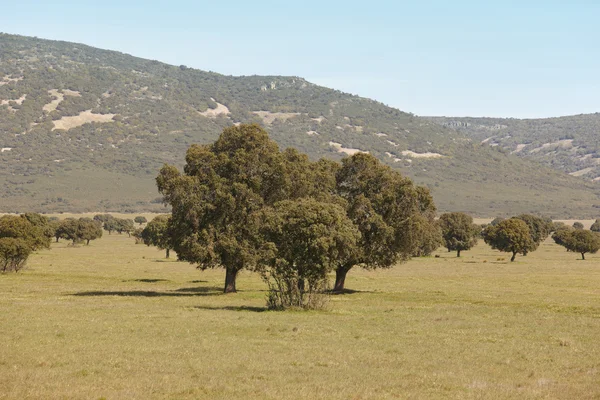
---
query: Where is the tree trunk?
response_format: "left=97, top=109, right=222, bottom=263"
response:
left=334, top=265, right=353, bottom=292
left=298, top=279, right=305, bottom=293
left=511, top=252, right=517, bottom=262
left=86, top=239, right=90, bottom=245
left=224, top=268, right=239, bottom=293
left=165, top=248, right=170, bottom=259
left=55, top=237, right=59, bottom=243
left=457, top=249, right=461, bottom=257
left=581, top=252, right=585, bottom=260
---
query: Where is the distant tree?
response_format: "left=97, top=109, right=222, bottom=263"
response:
left=103, top=218, right=118, bottom=234
left=141, top=215, right=173, bottom=258
left=78, top=219, right=103, bottom=245
left=553, top=229, right=600, bottom=260
left=55, top=218, right=102, bottom=245
left=573, top=221, right=584, bottom=230
left=551, top=221, right=566, bottom=232
left=437, top=212, right=480, bottom=257
left=94, top=214, right=114, bottom=224
left=114, top=219, right=135, bottom=236
left=134, top=216, right=147, bottom=225
left=483, top=218, right=535, bottom=262
left=0, top=237, right=32, bottom=273
left=0, top=215, right=51, bottom=251
left=552, top=226, right=574, bottom=248
left=259, top=198, right=359, bottom=309
left=409, top=214, right=443, bottom=257
left=590, top=219, right=600, bottom=232
left=132, top=228, right=144, bottom=244
left=514, top=214, right=552, bottom=254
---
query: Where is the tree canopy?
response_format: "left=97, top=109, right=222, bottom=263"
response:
left=483, top=218, right=535, bottom=262
left=141, top=215, right=173, bottom=258
left=437, top=212, right=479, bottom=257
left=552, top=228, right=600, bottom=260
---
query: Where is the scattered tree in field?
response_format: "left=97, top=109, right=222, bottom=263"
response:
left=132, top=228, right=144, bottom=244
left=551, top=221, right=566, bottom=232
left=552, top=226, right=573, bottom=248
left=409, top=214, right=443, bottom=257
left=0, top=237, right=32, bottom=272
left=590, top=219, right=600, bottom=232
left=573, top=221, right=584, bottom=230
left=157, top=124, right=293, bottom=293
left=77, top=219, right=103, bottom=245
left=115, top=219, right=135, bottom=236
left=141, top=215, right=173, bottom=258
left=0, top=215, right=51, bottom=251
left=134, top=216, right=147, bottom=225
left=514, top=214, right=552, bottom=254
left=260, top=198, right=359, bottom=309
left=553, top=228, right=600, bottom=260
left=158, top=124, right=438, bottom=294
left=483, top=218, right=535, bottom=261
left=55, top=218, right=103, bottom=245
left=0, top=214, right=51, bottom=273
left=437, top=212, right=480, bottom=257
left=332, top=153, right=437, bottom=291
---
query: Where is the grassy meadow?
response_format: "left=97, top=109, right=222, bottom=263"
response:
left=1, top=232, right=600, bottom=399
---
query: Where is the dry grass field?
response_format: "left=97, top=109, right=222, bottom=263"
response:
left=1, top=233, right=600, bottom=399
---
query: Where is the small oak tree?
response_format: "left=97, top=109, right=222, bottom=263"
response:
left=437, top=212, right=480, bottom=257
left=483, top=218, right=535, bottom=261
left=553, top=229, right=600, bottom=260
left=134, top=216, right=147, bottom=225
left=141, top=215, right=173, bottom=258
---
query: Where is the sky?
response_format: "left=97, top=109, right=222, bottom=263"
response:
left=2, top=0, right=599, bottom=118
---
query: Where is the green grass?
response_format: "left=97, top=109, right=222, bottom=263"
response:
left=1, top=235, right=600, bottom=399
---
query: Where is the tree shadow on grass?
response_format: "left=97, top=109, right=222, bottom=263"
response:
left=124, top=278, right=170, bottom=283
left=192, top=305, right=267, bottom=313
left=73, top=286, right=223, bottom=297
left=189, top=280, right=208, bottom=283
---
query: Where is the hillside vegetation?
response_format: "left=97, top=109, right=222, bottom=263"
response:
left=1, top=33, right=599, bottom=216
left=429, top=114, right=600, bottom=181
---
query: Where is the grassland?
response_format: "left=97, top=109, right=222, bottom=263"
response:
left=1, top=233, right=600, bottom=399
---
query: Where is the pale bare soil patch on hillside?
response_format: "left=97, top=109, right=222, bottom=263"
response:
left=329, top=141, right=368, bottom=156
left=0, top=75, right=23, bottom=85
left=569, top=167, right=595, bottom=177
left=529, top=139, right=574, bottom=154
left=52, top=110, right=115, bottom=131
left=401, top=150, right=444, bottom=158
left=198, top=99, right=230, bottom=117
left=252, top=111, right=300, bottom=124
left=42, top=89, right=80, bottom=112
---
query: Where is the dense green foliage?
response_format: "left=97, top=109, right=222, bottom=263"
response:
left=513, top=214, right=552, bottom=254
left=0, top=237, right=32, bottom=272
left=483, top=218, right=535, bottom=262
left=140, top=215, right=172, bottom=258
left=552, top=228, right=600, bottom=260
left=134, top=216, right=147, bottom=225
left=1, top=33, right=599, bottom=216
left=437, top=212, right=479, bottom=257
left=573, top=221, right=584, bottom=230
left=159, top=124, right=438, bottom=296
left=55, top=218, right=103, bottom=245
left=591, top=219, right=600, bottom=232
left=260, top=199, right=359, bottom=309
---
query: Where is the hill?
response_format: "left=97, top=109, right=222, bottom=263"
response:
left=0, top=33, right=599, bottom=217
left=429, top=114, right=600, bottom=181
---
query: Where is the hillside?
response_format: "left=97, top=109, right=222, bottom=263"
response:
left=429, top=114, right=600, bottom=181
left=0, top=33, right=599, bottom=217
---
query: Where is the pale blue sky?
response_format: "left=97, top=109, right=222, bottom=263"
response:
left=2, top=1, right=599, bottom=118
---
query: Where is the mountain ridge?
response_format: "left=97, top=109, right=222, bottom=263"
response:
left=0, top=33, right=598, bottom=217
